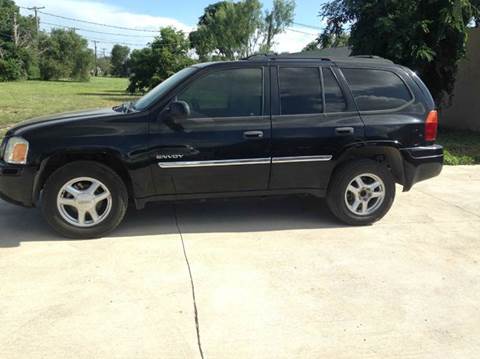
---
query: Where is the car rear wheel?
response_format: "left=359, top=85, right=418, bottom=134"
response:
left=327, top=159, right=396, bottom=225
left=41, top=161, right=128, bottom=239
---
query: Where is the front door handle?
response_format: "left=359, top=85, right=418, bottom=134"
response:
left=243, top=131, right=264, bottom=139
left=335, top=127, right=354, bottom=136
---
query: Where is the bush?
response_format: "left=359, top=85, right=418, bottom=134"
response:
left=15, top=47, right=40, bottom=80
left=38, top=29, right=93, bottom=81
left=0, top=58, right=23, bottom=81
left=39, top=58, right=68, bottom=81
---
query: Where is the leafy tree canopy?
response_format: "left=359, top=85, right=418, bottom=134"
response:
left=190, top=0, right=295, bottom=60
left=259, top=0, right=296, bottom=53
left=127, top=27, right=194, bottom=93
left=473, top=0, right=480, bottom=26
left=110, top=44, right=130, bottom=77
left=0, top=0, right=37, bottom=80
left=319, top=0, right=477, bottom=106
left=303, top=33, right=349, bottom=52
left=38, top=29, right=93, bottom=81
left=190, top=0, right=262, bottom=60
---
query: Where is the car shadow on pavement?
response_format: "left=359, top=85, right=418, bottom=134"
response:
left=0, top=196, right=346, bottom=247
left=111, top=196, right=345, bottom=238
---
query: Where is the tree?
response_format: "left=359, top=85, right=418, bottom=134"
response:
left=319, top=0, right=477, bottom=106
left=0, top=0, right=37, bottom=80
left=97, top=56, right=112, bottom=76
left=260, top=0, right=295, bottom=53
left=190, top=0, right=296, bottom=60
left=127, top=27, right=194, bottom=93
left=302, top=33, right=350, bottom=52
left=111, top=44, right=130, bottom=77
left=190, top=0, right=262, bottom=60
left=472, top=0, right=480, bottom=26
left=38, top=29, right=93, bottom=81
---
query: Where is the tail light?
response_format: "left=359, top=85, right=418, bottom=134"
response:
left=425, top=110, right=438, bottom=142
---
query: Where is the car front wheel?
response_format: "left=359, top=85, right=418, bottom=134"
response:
left=41, top=161, right=128, bottom=239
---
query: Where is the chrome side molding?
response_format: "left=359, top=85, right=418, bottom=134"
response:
left=158, top=158, right=271, bottom=168
left=158, top=155, right=333, bottom=168
left=272, top=155, right=333, bottom=164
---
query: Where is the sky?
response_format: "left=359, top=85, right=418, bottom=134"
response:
left=16, top=0, right=327, bottom=55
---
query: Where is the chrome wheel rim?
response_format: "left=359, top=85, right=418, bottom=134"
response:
left=344, top=173, right=386, bottom=216
left=57, top=177, right=112, bottom=228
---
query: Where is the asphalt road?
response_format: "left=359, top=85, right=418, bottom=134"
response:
left=1, top=166, right=479, bottom=359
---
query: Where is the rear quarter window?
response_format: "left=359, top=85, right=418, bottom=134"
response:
left=341, top=68, right=413, bottom=111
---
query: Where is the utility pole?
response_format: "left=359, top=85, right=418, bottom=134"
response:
left=93, top=40, right=98, bottom=76
left=27, top=6, right=45, bottom=35
left=102, top=48, right=106, bottom=58
left=13, top=12, right=19, bottom=48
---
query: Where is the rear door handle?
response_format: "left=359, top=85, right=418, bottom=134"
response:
left=335, top=127, right=354, bottom=136
left=243, top=131, right=264, bottom=139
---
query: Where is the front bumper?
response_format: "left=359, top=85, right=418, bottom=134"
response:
left=0, top=160, right=37, bottom=207
left=401, top=145, right=443, bottom=191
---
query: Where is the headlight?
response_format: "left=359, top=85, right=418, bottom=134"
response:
left=4, top=137, right=29, bottom=165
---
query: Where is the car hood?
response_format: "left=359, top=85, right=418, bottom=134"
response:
left=7, top=107, right=123, bottom=136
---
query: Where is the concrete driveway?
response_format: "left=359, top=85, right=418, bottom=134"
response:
left=1, top=166, right=479, bottom=359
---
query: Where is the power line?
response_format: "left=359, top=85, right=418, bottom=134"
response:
left=292, top=21, right=323, bottom=31
left=41, top=21, right=156, bottom=38
left=26, top=6, right=45, bottom=34
left=17, top=22, right=150, bottom=47
left=35, top=10, right=160, bottom=33
left=286, top=28, right=318, bottom=36
left=19, top=7, right=318, bottom=47
left=86, top=38, right=147, bottom=47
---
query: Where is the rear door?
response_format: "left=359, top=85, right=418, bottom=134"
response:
left=269, top=64, right=364, bottom=190
left=149, top=65, right=272, bottom=195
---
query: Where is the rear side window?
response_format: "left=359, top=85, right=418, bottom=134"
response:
left=323, top=68, right=347, bottom=112
left=279, top=67, right=323, bottom=115
left=178, top=68, right=263, bottom=118
left=342, top=68, right=412, bottom=111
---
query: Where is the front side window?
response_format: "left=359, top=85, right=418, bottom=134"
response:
left=279, top=67, right=323, bottom=115
left=134, top=67, right=198, bottom=111
left=178, top=68, right=263, bottom=118
left=342, top=68, right=413, bottom=111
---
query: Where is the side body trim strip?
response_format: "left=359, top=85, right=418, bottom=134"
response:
left=158, top=158, right=270, bottom=168
left=271, top=155, right=333, bottom=164
left=158, top=155, right=333, bottom=168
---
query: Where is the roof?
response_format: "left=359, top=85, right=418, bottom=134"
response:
left=193, top=49, right=396, bottom=70
left=290, top=47, right=352, bottom=58
left=245, top=47, right=395, bottom=65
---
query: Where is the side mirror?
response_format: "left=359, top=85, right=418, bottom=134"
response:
left=169, top=100, right=191, bottom=120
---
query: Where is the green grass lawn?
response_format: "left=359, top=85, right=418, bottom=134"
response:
left=438, top=129, right=480, bottom=165
left=0, top=77, right=136, bottom=137
left=1, top=78, right=479, bottom=165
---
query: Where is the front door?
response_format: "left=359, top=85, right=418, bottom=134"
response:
left=150, top=66, right=271, bottom=195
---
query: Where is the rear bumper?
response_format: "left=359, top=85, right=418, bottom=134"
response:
left=400, top=145, right=443, bottom=191
left=0, top=160, right=36, bottom=207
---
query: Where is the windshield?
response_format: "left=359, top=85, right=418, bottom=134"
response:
left=133, top=67, right=198, bottom=111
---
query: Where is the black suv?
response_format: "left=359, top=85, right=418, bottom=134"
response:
left=0, top=55, right=443, bottom=238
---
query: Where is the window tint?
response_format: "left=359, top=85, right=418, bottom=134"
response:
left=279, top=67, right=323, bottom=115
left=178, top=68, right=262, bottom=118
left=323, top=68, right=347, bottom=112
left=342, top=68, right=412, bottom=111
left=134, top=67, right=197, bottom=111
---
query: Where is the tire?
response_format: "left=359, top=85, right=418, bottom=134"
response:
left=41, top=161, right=128, bottom=239
left=326, top=159, right=396, bottom=226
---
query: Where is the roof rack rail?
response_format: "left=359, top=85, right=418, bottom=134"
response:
left=243, top=52, right=394, bottom=64
left=242, top=53, right=278, bottom=61
left=353, top=55, right=383, bottom=59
